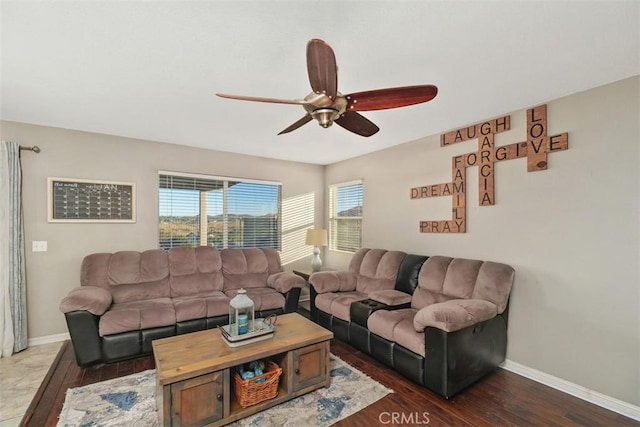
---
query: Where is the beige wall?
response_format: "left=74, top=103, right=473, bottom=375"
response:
left=1, top=76, right=638, bottom=407
left=325, top=76, right=640, bottom=406
left=0, top=122, right=325, bottom=340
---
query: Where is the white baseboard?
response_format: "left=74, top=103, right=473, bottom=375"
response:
left=502, top=359, right=640, bottom=421
left=28, top=332, right=69, bottom=347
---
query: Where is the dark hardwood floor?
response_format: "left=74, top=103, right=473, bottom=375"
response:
left=22, top=335, right=638, bottom=426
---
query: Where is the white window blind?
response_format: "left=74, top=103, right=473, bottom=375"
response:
left=159, top=172, right=281, bottom=250
left=329, top=180, right=363, bottom=253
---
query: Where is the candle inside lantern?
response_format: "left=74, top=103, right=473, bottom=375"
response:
left=229, top=288, right=255, bottom=337
left=238, top=314, right=248, bottom=335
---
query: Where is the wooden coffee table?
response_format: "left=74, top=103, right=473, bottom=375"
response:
left=152, top=312, right=333, bottom=426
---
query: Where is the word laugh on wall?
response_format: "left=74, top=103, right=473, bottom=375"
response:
left=410, top=104, right=568, bottom=233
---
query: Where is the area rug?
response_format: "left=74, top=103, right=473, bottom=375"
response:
left=57, top=354, right=392, bottom=426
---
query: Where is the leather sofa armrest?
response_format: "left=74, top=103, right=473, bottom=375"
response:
left=59, top=286, right=112, bottom=316
left=267, top=272, right=305, bottom=293
left=309, top=271, right=356, bottom=293
left=413, top=299, right=498, bottom=333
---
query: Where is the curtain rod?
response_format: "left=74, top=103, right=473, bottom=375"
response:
left=19, top=145, right=41, bottom=153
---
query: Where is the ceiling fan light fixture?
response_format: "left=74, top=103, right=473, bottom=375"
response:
left=217, top=39, right=437, bottom=136
left=311, top=108, right=339, bottom=128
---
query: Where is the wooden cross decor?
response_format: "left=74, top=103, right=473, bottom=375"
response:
left=410, top=104, right=568, bottom=233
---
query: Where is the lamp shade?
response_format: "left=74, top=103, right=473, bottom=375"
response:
left=305, top=229, right=328, bottom=246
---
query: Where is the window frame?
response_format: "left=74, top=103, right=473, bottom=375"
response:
left=158, top=170, right=282, bottom=250
left=328, top=179, right=363, bottom=253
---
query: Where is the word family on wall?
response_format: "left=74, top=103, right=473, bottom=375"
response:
left=410, top=104, right=568, bottom=233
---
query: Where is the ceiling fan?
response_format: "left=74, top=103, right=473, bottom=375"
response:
left=216, top=39, right=438, bottom=137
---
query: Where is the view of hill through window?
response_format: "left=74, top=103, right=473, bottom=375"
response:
left=159, top=174, right=281, bottom=250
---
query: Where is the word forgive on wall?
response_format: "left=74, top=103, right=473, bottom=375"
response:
left=410, top=104, right=568, bottom=233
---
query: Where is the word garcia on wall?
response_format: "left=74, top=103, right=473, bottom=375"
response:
left=410, top=104, right=568, bottom=233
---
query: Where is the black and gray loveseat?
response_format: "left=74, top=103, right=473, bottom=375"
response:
left=309, top=248, right=515, bottom=398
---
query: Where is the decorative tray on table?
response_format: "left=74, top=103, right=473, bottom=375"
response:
left=219, top=318, right=275, bottom=347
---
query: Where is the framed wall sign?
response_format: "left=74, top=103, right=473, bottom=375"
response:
left=47, top=177, right=136, bottom=223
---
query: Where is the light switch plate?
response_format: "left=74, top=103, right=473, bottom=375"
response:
left=32, top=241, right=48, bottom=252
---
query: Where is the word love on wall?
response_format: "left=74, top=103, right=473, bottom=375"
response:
left=410, top=104, right=568, bottom=233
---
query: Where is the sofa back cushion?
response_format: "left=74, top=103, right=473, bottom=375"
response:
left=411, top=256, right=514, bottom=313
left=81, top=250, right=170, bottom=304
left=349, top=248, right=407, bottom=294
left=221, top=248, right=282, bottom=291
left=168, top=246, right=224, bottom=297
left=394, top=254, right=429, bottom=295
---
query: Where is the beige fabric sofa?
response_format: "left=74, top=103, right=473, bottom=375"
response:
left=309, top=249, right=515, bottom=398
left=59, top=246, right=304, bottom=367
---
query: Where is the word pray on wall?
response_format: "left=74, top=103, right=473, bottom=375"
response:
left=410, top=104, right=568, bottom=233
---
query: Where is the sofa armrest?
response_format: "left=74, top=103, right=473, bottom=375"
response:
left=64, top=310, right=103, bottom=366
left=59, top=286, right=112, bottom=316
left=414, top=299, right=498, bottom=333
left=309, top=271, right=356, bottom=293
left=267, top=272, right=305, bottom=293
left=368, top=289, right=411, bottom=306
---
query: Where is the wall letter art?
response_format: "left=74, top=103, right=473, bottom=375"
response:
left=411, top=104, right=568, bottom=233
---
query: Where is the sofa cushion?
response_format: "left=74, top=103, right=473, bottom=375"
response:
left=315, top=291, right=368, bottom=322
left=222, top=248, right=270, bottom=290
left=80, top=251, right=171, bottom=304
left=411, top=256, right=514, bottom=314
left=225, top=287, right=285, bottom=311
left=170, top=272, right=224, bottom=298
left=169, top=246, right=222, bottom=275
left=169, top=247, right=224, bottom=297
left=354, top=249, right=407, bottom=294
left=108, top=250, right=169, bottom=284
left=368, top=308, right=425, bottom=357
left=81, top=253, right=112, bottom=288
left=442, top=258, right=483, bottom=299
left=99, top=297, right=175, bottom=336
left=472, top=261, right=515, bottom=313
left=172, top=293, right=230, bottom=322
left=261, top=248, right=285, bottom=275
left=310, top=271, right=357, bottom=293
left=411, top=257, right=459, bottom=309
left=109, top=279, right=171, bottom=304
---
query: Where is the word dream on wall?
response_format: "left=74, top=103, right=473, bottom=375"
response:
left=410, top=104, right=568, bottom=233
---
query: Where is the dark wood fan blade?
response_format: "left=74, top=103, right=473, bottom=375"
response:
left=216, top=93, right=309, bottom=105
left=306, top=39, right=338, bottom=101
left=334, top=111, right=379, bottom=137
left=345, top=85, right=438, bottom=111
left=278, top=114, right=313, bottom=135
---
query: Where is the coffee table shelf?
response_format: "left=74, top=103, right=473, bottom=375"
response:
left=153, top=313, right=333, bottom=426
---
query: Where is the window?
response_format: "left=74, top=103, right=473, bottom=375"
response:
left=159, top=172, right=281, bottom=250
left=329, top=180, right=363, bottom=253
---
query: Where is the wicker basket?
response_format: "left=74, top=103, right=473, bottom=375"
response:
left=233, top=360, right=282, bottom=408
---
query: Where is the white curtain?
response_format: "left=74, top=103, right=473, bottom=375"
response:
left=0, top=141, right=28, bottom=357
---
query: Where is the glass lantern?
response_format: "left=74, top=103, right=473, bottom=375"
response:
left=229, top=288, right=254, bottom=336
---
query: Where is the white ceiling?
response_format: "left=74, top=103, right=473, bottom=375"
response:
left=2, top=1, right=639, bottom=165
